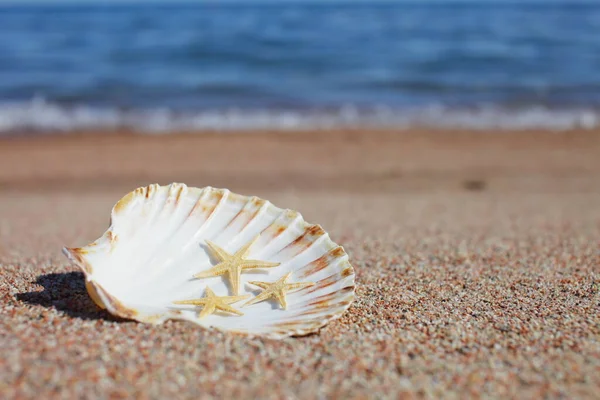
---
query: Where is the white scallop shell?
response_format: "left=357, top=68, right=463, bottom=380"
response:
left=63, top=183, right=355, bottom=338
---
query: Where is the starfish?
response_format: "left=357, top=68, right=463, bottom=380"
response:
left=194, top=235, right=280, bottom=295
left=243, top=272, right=315, bottom=310
left=173, top=287, right=249, bottom=318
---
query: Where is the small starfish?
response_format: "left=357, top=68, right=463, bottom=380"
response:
left=243, top=272, right=315, bottom=310
left=173, top=287, right=249, bottom=318
left=195, top=235, right=280, bottom=295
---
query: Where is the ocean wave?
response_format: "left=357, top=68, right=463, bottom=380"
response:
left=0, top=99, right=599, bottom=134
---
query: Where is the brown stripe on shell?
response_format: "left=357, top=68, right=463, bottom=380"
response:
left=301, top=286, right=354, bottom=306
left=198, top=193, right=259, bottom=250
left=166, top=183, right=186, bottom=205
left=305, top=274, right=339, bottom=294
left=187, top=187, right=211, bottom=219
left=241, top=197, right=267, bottom=230
left=258, top=209, right=299, bottom=241
left=175, top=184, right=185, bottom=203
left=274, top=224, right=326, bottom=259
left=192, top=188, right=226, bottom=219
left=304, top=266, right=354, bottom=294
left=144, top=184, right=159, bottom=200
left=295, top=300, right=353, bottom=316
left=295, top=246, right=346, bottom=279
left=301, top=302, right=332, bottom=312
left=223, top=196, right=266, bottom=233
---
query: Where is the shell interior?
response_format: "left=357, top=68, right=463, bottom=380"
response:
left=63, top=183, right=355, bottom=338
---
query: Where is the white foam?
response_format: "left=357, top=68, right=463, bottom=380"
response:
left=0, top=98, right=598, bottom=134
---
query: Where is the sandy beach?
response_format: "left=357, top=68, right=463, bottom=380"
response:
left=1, top=129, right=599, bottom=398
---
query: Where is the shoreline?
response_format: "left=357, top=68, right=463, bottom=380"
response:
left=1, top=128, right=599, bottom=194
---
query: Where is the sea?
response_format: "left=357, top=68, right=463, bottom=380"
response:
left=1, top=1, right=600, bottom=133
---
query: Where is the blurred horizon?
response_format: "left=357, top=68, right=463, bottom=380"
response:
left=1, top=0, right=597, bottom=8
left=1, top=0, right=599, bottom=132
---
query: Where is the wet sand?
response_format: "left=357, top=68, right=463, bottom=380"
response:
left=1, top=129, right=599, bottom=398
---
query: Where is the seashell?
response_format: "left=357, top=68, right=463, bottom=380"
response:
left=63, top=183, right=355, bottom=338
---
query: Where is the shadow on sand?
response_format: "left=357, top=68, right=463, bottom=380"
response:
left=17, top=271, right=127, bottom=322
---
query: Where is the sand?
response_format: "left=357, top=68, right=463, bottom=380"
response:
left=1, top=129, right=599, bottom=398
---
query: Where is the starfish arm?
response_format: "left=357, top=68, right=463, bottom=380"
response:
left=274, top=291, right=288, bottom=309
left=227, top=267, right=242, bottom=295
left=242, top=290, right=273, bottom=307
left=247, top=281, right=271, bottom=289
left=173, top=298, right=208, bottom=306
left=285, top=282, right=315, bottom=291
left=193, top=262, right=228, bottom=279
left=205, top=240, right=231, bottom=261
left=198, top=302, right=216, bottom=319
left=215, top=302, right=244, bottom=316
left=240, top=259, right=280, bottom=269
left=221, top=294, right=251, bottom=304
left=233, top=235, right=260, bottom=258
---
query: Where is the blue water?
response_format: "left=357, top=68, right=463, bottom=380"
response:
left=1, top=1, right=600, bottom=132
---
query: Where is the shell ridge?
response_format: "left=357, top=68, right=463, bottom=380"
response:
left=295, top=245, right=348, bottom=279
left=117, top=184, right=179, bottom=288
left=212, top=195, right=262, bottom=249
left=152, top=185, right=206, bottom=266
left=284, top=274, right=354, bottom=315
left=289, top=299, right=354, bottom=318
left=187, top=188, right=236, bottom=252
left=270, top=233, right=331, bottom=278
left=241, top=199, right=271, bottom=233
left=254, top=212, right=304, bottom=260
left=270, top=224, right=328, bottom=262
left=210, top=198, right=279, bottom=259
left=237, top=200, right=273, bottom=242
left=295, top=234, right=356, bottom=303
left=137, top=187, right=227, bottom=298
left=110, top=184, right=170, bottom=286
left=195, top=188, right=229, bottom=234
left=297, top=286, right=355, bottom=307
left=226, top=207, right=290, bottom=263
left=255, top=208, right=291, bottom=244
left=304, top=270, right=352, bottom=295
left=166, top=186, right=216, bottom=256
left=148, top=188, right=232, bottom=293
left=129, top=184, right=208, bottom=291
left=269, top=300, right=353, bottom=334
left=221, top=196, right=257, bottom=231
